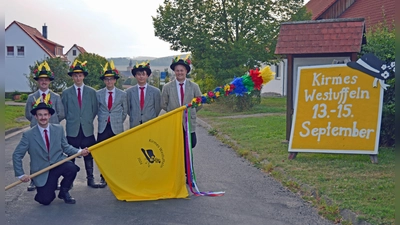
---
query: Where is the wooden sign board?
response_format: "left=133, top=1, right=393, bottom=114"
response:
left=288, top=64, right=383, bottom=154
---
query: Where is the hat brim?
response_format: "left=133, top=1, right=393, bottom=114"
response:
left=30, top=106, right=55, bottom=116
left=131, top=68, right=152, bottom=76
left=68, top=70, right=88, bottom=76
left=347, top=62, right=381, bottom=79
left=170, top=62, right=191, bottom=73
left=100, top=74, right=120, bottom=80
left=34, top=76, right=54, bottom=81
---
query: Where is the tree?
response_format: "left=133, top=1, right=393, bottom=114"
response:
left=360, top=18, right=395, bottom=147
left=26, top=57, right=71, bottom=93
left=153, top=0, right=310, bottom=84
left=74, top=53, right=108, bottom=90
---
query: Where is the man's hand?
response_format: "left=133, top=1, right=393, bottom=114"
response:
left=19, top=175, right=30, bottom=183
left=80, top=147, right=90, bottom=157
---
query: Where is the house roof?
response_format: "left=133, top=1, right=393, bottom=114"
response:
left=305, top=0, right=337, bottom=20
left=275, top=18, right=365, bottom=55
left=65, top=44, right=88, bottom=55
left=5, top=21, right=64, bottom=58
left=339, top=0, right=395, bottom=30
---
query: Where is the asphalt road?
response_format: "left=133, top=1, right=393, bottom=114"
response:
left=5, top=116, right=333, bottom=225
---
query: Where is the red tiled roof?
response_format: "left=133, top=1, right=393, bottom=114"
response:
left=275, top=18, right=365, bottom=55
left=305, top=0, right=337, bottom=20
left=65, top=44, right=88, bottom=55
left=5, top=21, right=64, bottom=58
left=339, top=0, right=395, bottom=30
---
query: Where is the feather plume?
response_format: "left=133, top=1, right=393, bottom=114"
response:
left=103, top=62, right=109, bottom=72
left=43, top=61, right=50, bottom=71
left=110, top=60, right=115, bottom=70
left=259, top=66, right=275, bottom=85
left=44, top=93, right=51, bottom=103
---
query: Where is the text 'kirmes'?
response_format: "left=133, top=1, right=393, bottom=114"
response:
left=305, top=73, right=369, bottom=104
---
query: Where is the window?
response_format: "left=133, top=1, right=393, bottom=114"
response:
left=7, top=46, right=14, bottom=56
left=17, top=46, right=24, bottom=56
left=275, top=64, right=280, bottom=79
left=72, top=50, right=77, bottom=56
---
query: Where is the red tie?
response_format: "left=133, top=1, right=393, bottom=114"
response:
left=77, top=88, right=82, bottom=108
left=179, top=83, right=184, bottom=106
left=107, top=92, right=113, bottom=123
left=44, top=129, right=50, bottom=152
left=139, top=87, right=145, bottom=110
left=42, top=93, right=46, bottom=101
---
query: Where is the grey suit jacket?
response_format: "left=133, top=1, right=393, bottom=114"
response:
left=96, top=87, right=128, bottom=134
left=61, top=85, right=98, bottom=137
left=25, top=90, right=65, bottom=127
left=12, top=124, right=79, bottom=187
left=161, top=79, right=202, bottom=132
left=126, top=84, right=161, bottom=128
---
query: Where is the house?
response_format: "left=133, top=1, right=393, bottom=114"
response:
left=5, top=21, right=66, bottom=92
left=65, top=44, right=87, bottom=65
left=305, top=0, right=395, bottom=30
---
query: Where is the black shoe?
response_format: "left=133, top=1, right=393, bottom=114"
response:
left=98, top=176, right=107, bottom=188
left=58, top=188, right=76, bottom=204
left=87, top=178, right=100, bottom=188
left=27, top=181, right=36, bottom=192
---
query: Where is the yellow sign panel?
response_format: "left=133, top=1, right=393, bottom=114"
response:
left=289, top=65, right=383, bottom=154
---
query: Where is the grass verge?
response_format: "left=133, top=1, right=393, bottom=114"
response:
left=5, top=105, right=29, bottom=130
left=197, top=97, right=394, bottom=225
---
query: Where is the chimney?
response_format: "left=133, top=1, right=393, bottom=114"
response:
left=42, top=23, right=47, bottom=39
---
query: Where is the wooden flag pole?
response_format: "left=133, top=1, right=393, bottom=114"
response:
left=5, top=152, right=82, bottom=191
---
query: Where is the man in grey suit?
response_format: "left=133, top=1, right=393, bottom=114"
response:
left=126, top=61, right=161, bottom=128
left=62, top=60, right=101, bottom=188
left=161, top=56, right=202, bottom=182
left=96, top=61, right=128, bottom=187
left=13, top=100, right=90, bottom=205
left=24, top=60, right=65, bottom=191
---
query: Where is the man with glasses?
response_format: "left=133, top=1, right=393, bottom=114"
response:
left=95, top=61, right=128, bottom=188
left=126, top=61, right=161, bottom=128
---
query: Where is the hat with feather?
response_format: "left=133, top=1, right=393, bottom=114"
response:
left=170, top=54, right=191, bottom=73
left=68, top=59, right=89, bottom=76
left=100, top=60, right=120, bottom=80
left=30, top=93, right=55, bottom=115
left=33, top=61, right=54, bottom=81
left=131, top=61, right=152, bottom=76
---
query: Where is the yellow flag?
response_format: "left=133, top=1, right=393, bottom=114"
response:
left=90, top=106, right=188, bottom=201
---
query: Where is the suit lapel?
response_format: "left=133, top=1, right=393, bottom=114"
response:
left=172, top=81, right=180, bottom=106
left=111, top=89, right=120, bottom=110
left=49, top=124, right=57, bottom=152
left=69, top=86, right=80, bottom=110
left=133, top=86, right=140, bottom=108
left=33, top=126, right=48, bottom=153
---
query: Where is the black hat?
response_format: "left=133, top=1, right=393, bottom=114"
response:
left=30, top=94, right=55, bottom=115
left=170, top=56, right=191, bottom=73
left=68, top=60, right=88, bottom=76
left=100, top=61, right=120, bottom=80
left=347, top=53, right=395, bottom=80
left=131, top=61, right=152, bottom=76
left=33, top=61, right=54, bottom=81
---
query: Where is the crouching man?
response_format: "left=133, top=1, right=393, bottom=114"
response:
left=13, top=98, right=90, bottom=205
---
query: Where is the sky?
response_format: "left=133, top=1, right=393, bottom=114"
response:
left=5, top=0, right=184, bottom=58
left=5, top=0, right=311, bottom=59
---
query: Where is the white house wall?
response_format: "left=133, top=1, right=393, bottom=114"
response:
left=65, top=46, right=79, bottom=65
left=5, top=23, right=50, bottom=92
left=261, top=60, right=287, bottom=96
left=292, top=56, right=350, bottom=104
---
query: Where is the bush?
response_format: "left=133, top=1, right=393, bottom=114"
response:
left=20, top=93, right=28, bottom=101
left=361, top=19, right=395, bottom=147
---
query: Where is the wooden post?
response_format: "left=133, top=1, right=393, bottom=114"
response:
left=369, top=155, right=378, bottom=164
